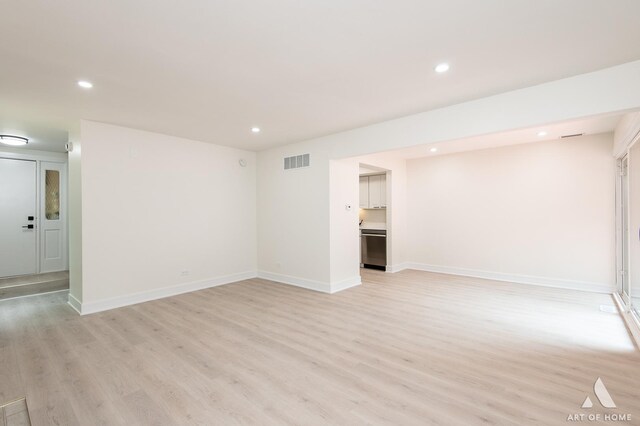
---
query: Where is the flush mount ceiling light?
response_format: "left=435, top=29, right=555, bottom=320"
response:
left=430, top=147, right=438, bottom=152
left=251, top=127, right=261, bottom=133
left=434, top=63, right=450, bottom=73
left=537, top=131, right=548, bottom=137
left=77, top=80, right=93, bottom=89
left=0, top=135, right=29, bottom=146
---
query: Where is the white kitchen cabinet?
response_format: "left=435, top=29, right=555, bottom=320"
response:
left=368, top=175, right=382, bottom=208
left=360, top=173, right=387, bottom=209
left=359, top=176, right=369, bottom=208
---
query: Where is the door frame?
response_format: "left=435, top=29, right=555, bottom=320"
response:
left=616, top=154, right=630, bottom=306
left=0, top=148, right=68, bottom=276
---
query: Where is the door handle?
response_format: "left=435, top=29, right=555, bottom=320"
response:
left=22, top=224, right=35, bottom=229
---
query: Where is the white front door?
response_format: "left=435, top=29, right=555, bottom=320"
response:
left=0, top=158, right=37, bottom=277
left=40, top=162, right=66, bottom=273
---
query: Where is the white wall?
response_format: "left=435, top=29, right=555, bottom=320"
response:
left=257, top=61, right=640, bottom=292
left=67, top=127, right=83, bottom=306
left=405, top=134, right=616, bottom=292
left=257, top=143, right=333, bottom=289
left=329, top=158, right=360, bottom=290
left=78, top=121, right=256, bottom=312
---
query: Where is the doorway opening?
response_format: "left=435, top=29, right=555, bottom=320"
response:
left=359, top=163, right=390, bottom=272
left=0, top=153, right=69, bottom=300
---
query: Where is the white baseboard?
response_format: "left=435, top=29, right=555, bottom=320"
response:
left=612, top=292, right=640, bottom=349
left=330, top=276, right=361, bottom=293
left=73, top=270, right=257, bottom=315
left=256, top=271, right=361, bottom=294
left=404, top=262, right=615, bottom=294
left=257, top=270, right=331, bottom=293
left=386, top=263, right=409, bottom=273
left=67, top=293, right=82, bottom=314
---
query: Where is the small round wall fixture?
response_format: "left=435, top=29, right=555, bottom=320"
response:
left=0, top=135, right=29, bottom=146
left=434, top=63, right=450, bottom=73
left=239, top=158, right=247, bottom=167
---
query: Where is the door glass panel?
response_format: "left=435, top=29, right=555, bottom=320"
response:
left=45, top=170, right=60, bottom=220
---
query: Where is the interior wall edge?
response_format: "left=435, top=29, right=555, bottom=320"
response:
left=404, top=262, right=615, bottom=294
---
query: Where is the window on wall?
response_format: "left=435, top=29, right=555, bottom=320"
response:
left=626, top=143, right=640, bottom=319
left=45, top=169, right=60, bottom=220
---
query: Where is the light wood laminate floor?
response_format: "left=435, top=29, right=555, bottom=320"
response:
left=1, top=269, right=639, bottom=425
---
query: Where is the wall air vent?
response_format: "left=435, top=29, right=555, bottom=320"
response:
left=561, top=133, right=584, bottom=139
left=284, top=153, right=310, bottom=170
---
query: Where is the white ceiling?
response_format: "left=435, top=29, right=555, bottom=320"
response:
left=371, top=113, right=623, bottom=161
left=2, top=0, right=640, bottom=152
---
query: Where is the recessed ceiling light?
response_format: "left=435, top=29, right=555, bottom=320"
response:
left=430, top=147, right=438, bottom=152
left=434, top=63, right=450, bottom=73
left=537, top=131, right=547, bottom=137
left=0, top=135, right=29, bottom=146
left=77, top=80, right=93, bottom=89
left=251, top=127, right=261, bottom=133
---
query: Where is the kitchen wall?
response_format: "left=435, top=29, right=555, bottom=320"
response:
left=360, top=208, right=386, bottom=225
left=77, top=121, right=256, bottom=312
left=405, top=133, right=616, bottom=292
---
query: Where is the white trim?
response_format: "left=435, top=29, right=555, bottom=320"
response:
left=404, top=262, right=615, bottom=294
left=386, top=263, right=409, bottom=273
left=330, top=276, right=361, bottom=293
left=257, top=270, right=331, bottom=293
left=0, top=289, right=68, bottom=303
left=0, top=148, right=67, bottom=162
left=257, top=271, right=360, bottom=294
left=73, top=271, right=257, bottom=315
left=612, top=292, right=640, bottom=349
left=67, top=293, right=82, bottom=314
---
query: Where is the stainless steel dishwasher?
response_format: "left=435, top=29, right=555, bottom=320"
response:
left=360, top=229, right=387, bottom=270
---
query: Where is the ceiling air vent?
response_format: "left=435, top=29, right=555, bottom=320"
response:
left=284, top=153, right=310, bottom=170
left=561, top=133, right=584, bottom=139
